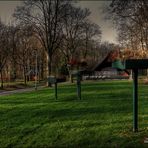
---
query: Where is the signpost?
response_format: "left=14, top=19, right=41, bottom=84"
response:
left=48, top=76, right=57, bottom=100
left=48, top=73, right=82, bottom=100
left=112, top=59, right=148, bottom=132
left=77, top=72, right=81, bottom=100
left=71, top=70, right=82, bottom=100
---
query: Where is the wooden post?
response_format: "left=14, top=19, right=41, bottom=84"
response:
left=133, top=69, right=138, bottom=132
left=77, top=72, right=81, bottom=100
left=55, top=82, right=57, bottom=100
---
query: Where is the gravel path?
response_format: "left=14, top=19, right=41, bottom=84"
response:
left=0, top=86, right=45, bottom=96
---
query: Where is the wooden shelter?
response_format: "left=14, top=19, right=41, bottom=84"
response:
left=82, top=51, right=129, bottom=79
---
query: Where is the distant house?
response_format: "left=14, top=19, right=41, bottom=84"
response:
left=83, top=51, right=129, bottom=80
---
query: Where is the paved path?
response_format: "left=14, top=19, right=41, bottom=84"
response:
left=0, top=86, right=45, bottom=96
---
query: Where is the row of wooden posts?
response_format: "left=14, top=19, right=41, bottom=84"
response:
left=47, top=59, right=148, bottom=133
left=48, top=71, right=81, bottom=100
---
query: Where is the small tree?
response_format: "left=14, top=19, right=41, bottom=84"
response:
left=81, top=20, right=101, bottom=59
left=14, top=0, right=71, bottom=86
left=14, top=25, right=35, bottom=84
left=0, top=21, right=10, bottom=88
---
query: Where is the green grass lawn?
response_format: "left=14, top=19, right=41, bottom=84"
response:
left=0, top=80, right=148, bottom=147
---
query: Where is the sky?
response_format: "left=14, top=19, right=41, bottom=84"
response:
left=0, top=0, right=117, bottom=43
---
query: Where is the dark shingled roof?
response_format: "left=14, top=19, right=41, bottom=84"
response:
left=81, top=51, right=129, bottom=75
left=92, top=53, right=112, bottom=71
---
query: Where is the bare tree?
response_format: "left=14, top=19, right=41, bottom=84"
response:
left=8, top=24, right=20, bottom=81
left=81, top=20, right=101, bottom=59
left=14, top=25, right=35, bottom=84
left=0, top=21, right=10, bottom=88
left=61, top=5, right=91, bottom=62
left=59, top=5, right=91, bottom=81
left=108, top=0, right=148, bottom=51
left=13, top=0, right=70, bottom=86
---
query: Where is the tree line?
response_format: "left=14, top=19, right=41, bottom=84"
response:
left=0, top=0, right=107, bottom=88
left=108, top=0, right=148, bottom=53
left=1, top=0, right=147, bottom=88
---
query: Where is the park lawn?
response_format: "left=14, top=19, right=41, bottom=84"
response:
left=0, top=80, right=148, bottom=147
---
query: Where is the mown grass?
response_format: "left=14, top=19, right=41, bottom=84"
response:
left=0, top=80, right=148, bottom=147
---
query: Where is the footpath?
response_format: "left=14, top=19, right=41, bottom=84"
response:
left=0, top=86, right=45, bottom=96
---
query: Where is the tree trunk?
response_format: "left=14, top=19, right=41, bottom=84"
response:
left=69, top=73, right=73, bottom=83
left=12, top=62, right=17, bottom=82
left=0, top=70, right=4, bottom=89
left=23, top=67, right=27, bottom=85
left=129, top=70, right=133, bottom=81
left=41, top=62, right=44, bottom=80
left=46, top=52, right=52, bottom=87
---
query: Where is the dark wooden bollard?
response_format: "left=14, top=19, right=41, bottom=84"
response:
left=55, top=82, right=57, bottom=100
left=112, top=59, right=148, bottom=132
left=77, top=72, right=81, bottom=100
left=48, top=76, right=57, bottom=100
left=133, top=69, right=138, bottom=132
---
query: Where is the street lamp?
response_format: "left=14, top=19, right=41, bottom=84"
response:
left=33, top=49, right=38, bottom=90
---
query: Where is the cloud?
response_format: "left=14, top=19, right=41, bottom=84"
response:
left=75, top=1, right=117, bottom=43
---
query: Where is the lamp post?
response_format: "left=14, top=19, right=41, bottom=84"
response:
left=33, top=49, right=38, bottom=90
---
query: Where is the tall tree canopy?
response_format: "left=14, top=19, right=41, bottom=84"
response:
left=0, top=20, right=10, bottom=88
left=108, top=0, right=148, bottom=52
left=14, top=0, right=70, bottom=85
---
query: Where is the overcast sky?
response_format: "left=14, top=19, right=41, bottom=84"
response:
left=0, top=0, right=117, bottom=43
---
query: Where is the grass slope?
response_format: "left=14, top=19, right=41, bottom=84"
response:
left=0, top=80, right=148, bottom=147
